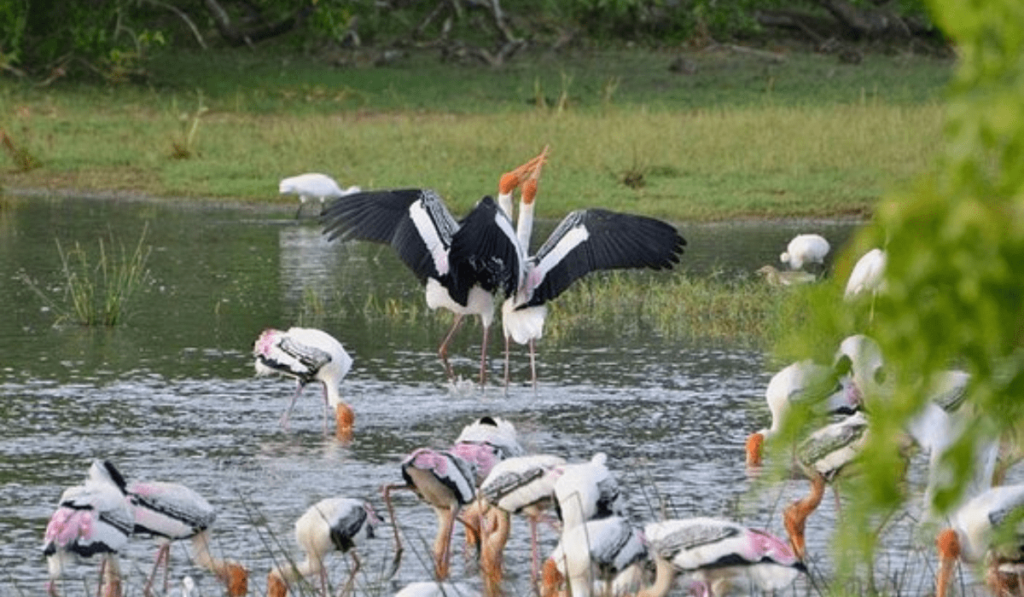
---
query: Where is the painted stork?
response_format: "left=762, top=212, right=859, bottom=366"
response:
left=449, top=416, right=525, bottom=485
left=553, top=453, right=625, bottom=533
left=383, top=448, right=478, bottom=580
left=935, top=484, right=1024, bottom=597
left=268, top=497, right=380, bottom=597
left=780, top=233, right=830, bottom=271
left=638, top=517, right=806, bottom=597
left=476, top=453, right=568, bottom=593
left=43, top=472, right=134, bottom=597
left=844, top=247, right=887, bottom=302
left=541, top=516, right=648, bottom=597
left=494, top=169, right=686, bottom=390
left=320, top=151, right=546, bottom=385
left=253, top=327, right=355, bottom=438
left=89, top=460, right=248, bottom=597
left=783, top=411, right=870, bottom=560
left=280, top=173, right=360, bottom=219
left=745, top=359, right=857, bottom=469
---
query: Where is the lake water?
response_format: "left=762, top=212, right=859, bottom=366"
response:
left=0, top=193, right=968, bottom=596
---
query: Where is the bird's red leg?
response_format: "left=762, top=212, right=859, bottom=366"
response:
left=382, top=484, right=408, bottom=579
left=504, top=333, right=512, bottom=394
left=438, top=315, right=465, bottom=381
left=529, top=338, right=538, bottom=392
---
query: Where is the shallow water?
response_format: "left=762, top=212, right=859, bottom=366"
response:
left=0, top=194, right=975, bottom=596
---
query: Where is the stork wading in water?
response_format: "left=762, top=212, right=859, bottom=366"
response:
left=780, top=233, right=830, bottom=271
left=268, top=497, right=380, bottom=597
left=280, top=173, right=360, bottom=219
left=320, top=150, right=547, bottom=385
left=476, top=453, right=568, bottom=594
left=540, top=515, right=648, bottom=597
left=783, top=411, right=870, bottom=560
left=745, top=359, right=858, bottom=469
left=43, top=470, right=135, bottom=597
left=553, top=453, right=625, bottom=533
left=253, top=327, right=355, bottom=439
left=465, top=162, right=685, bottom=390
left=383, top=447, right=479, bottom=580
left=89, top=461, right=248, bottom=597
left=638, top=517, right=806, bottom=597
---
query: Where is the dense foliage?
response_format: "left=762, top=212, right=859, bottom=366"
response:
left=1, top=0, right=934, bottom=80
left=773, top=0, right=1024, bottom=573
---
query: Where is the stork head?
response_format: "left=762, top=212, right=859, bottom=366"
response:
left=540, top=557, right=563, bottom=597
left=267, top=572, right=287, bottom=597
left=745, top=432, right=765, bottom=468
left=221, top=562, right=248, bottom=597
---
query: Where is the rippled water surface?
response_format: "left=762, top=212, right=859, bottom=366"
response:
left=1, top=195, right=961, bottom=596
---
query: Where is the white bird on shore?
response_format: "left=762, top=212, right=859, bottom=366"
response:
left=253, top=327, right=355, bottom=438
left=780, top=233, right=830, bottom=271
left=280, top=173, right=360, bottom=219
left=268, top=497, right=380, bottom=597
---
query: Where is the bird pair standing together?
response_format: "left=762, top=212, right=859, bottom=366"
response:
left=320, top=147, right=687, bottom=390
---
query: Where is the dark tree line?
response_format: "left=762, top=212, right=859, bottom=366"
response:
left=0, top=0, right=942, bottom=81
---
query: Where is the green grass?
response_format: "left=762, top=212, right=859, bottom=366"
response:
left=0, top=47, right=950, bottom=221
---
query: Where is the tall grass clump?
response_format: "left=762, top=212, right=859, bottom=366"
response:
left=545, top=271, right=792, bottom=347
left=21, top=228, right=153, bottom=326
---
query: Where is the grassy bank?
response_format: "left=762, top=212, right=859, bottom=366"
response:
left=0, top=47, right=950, bottom=221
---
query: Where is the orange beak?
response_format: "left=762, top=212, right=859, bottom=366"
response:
left=268, top=573, right=287, bottom=597
left=336, top=404, right=354, bottom=442
left=745, top=432, right=765, bottom=468
left=499, top=146, right=550, bottom=195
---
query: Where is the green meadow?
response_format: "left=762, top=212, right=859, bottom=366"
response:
left=1, top=47, right=950, bottom=221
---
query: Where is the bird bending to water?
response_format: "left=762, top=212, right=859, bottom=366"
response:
left=383, top=447, right=478, bottom=580
left=487, top=166, right=685, bottom=389
left=43, top=470, right=134, bottom=597
left=541, top=516, right=648, bottom=597
left=553, top=453, right=625, bottom=532
left=90, top=460, right=248, bottom=597
left=745, top=359, right=856, bottom=468
left=268, top=497, right=380, bottom=597
left=783, top=411, right=870, bottom=560
left=935, top=484, right=1024, bottom=597
left=638, top=517, right=806, bottom=597
left=254, top=327, right=355, bottom=438
left=780, top=233, right=830, bottom=271
left=477, top=453, right=568, bottom=593
left=320, top=150, right=546, bottom=385
left=280, top=173, right=360, bottom=219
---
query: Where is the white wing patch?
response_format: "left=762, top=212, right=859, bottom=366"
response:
left=531, top=225, right=590, bottom=293
left=409, top=201, right=450, bottom=276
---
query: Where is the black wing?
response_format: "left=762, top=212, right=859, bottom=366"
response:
left=522, top=210, right=685, bottom=308
left=320, top=188, right=459, bottom=284
left=447, top=196, right=523, bottom=304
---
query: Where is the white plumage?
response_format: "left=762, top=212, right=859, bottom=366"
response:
left=745, top=359, right=857, bottom=468
left=542, top=516, right=647, bottom=597
left=253, top=327, right=354, bottom=436
left=42, top=470, right=134, bottom=597
left=936, top=484, right=1024, bottom=597
left=268, top=497, right=379, bottom=597
left=394, top=581, right=480, bottom=597
left=553, top=453, right=625, bottom=532
left=844, top=247, right=887, bottom=300
left=639, top=518, right=805, bottom=597
left=280, top=173, right=359, bottom=219
left=780, top=233, right=830, bottom=270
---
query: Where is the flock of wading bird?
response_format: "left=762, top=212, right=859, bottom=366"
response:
left=40, top=147, right=1024, bottom=597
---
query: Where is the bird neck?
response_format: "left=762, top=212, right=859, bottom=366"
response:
left=635, top=558, right=677, bottom=597
left=322, top=377, right=342, bottom=408
left=516, top=201, right=535, bottom=251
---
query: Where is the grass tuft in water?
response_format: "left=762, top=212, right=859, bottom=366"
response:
left=20, top=227, right=153, bottom=326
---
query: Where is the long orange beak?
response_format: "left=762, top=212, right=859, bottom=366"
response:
left=499, top=146, right=550, bottom=195
left=336, top=404, right=354, bottom=442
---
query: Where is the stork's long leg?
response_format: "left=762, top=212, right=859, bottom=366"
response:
left=339, top=551, right=361, bottom=597
left=528, top=338, right=537, bottom=392
left=382, top=484, right=409, bottom=580
left=478, top=324, right=491, bottom=387
left=503, top=334, right=512, bottom=394
left=438, top=315, right=465, bottom=381
left=280, top=381, right=307, bottom=429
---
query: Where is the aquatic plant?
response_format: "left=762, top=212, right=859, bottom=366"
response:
left=20, top=227, right=152, bottom=326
